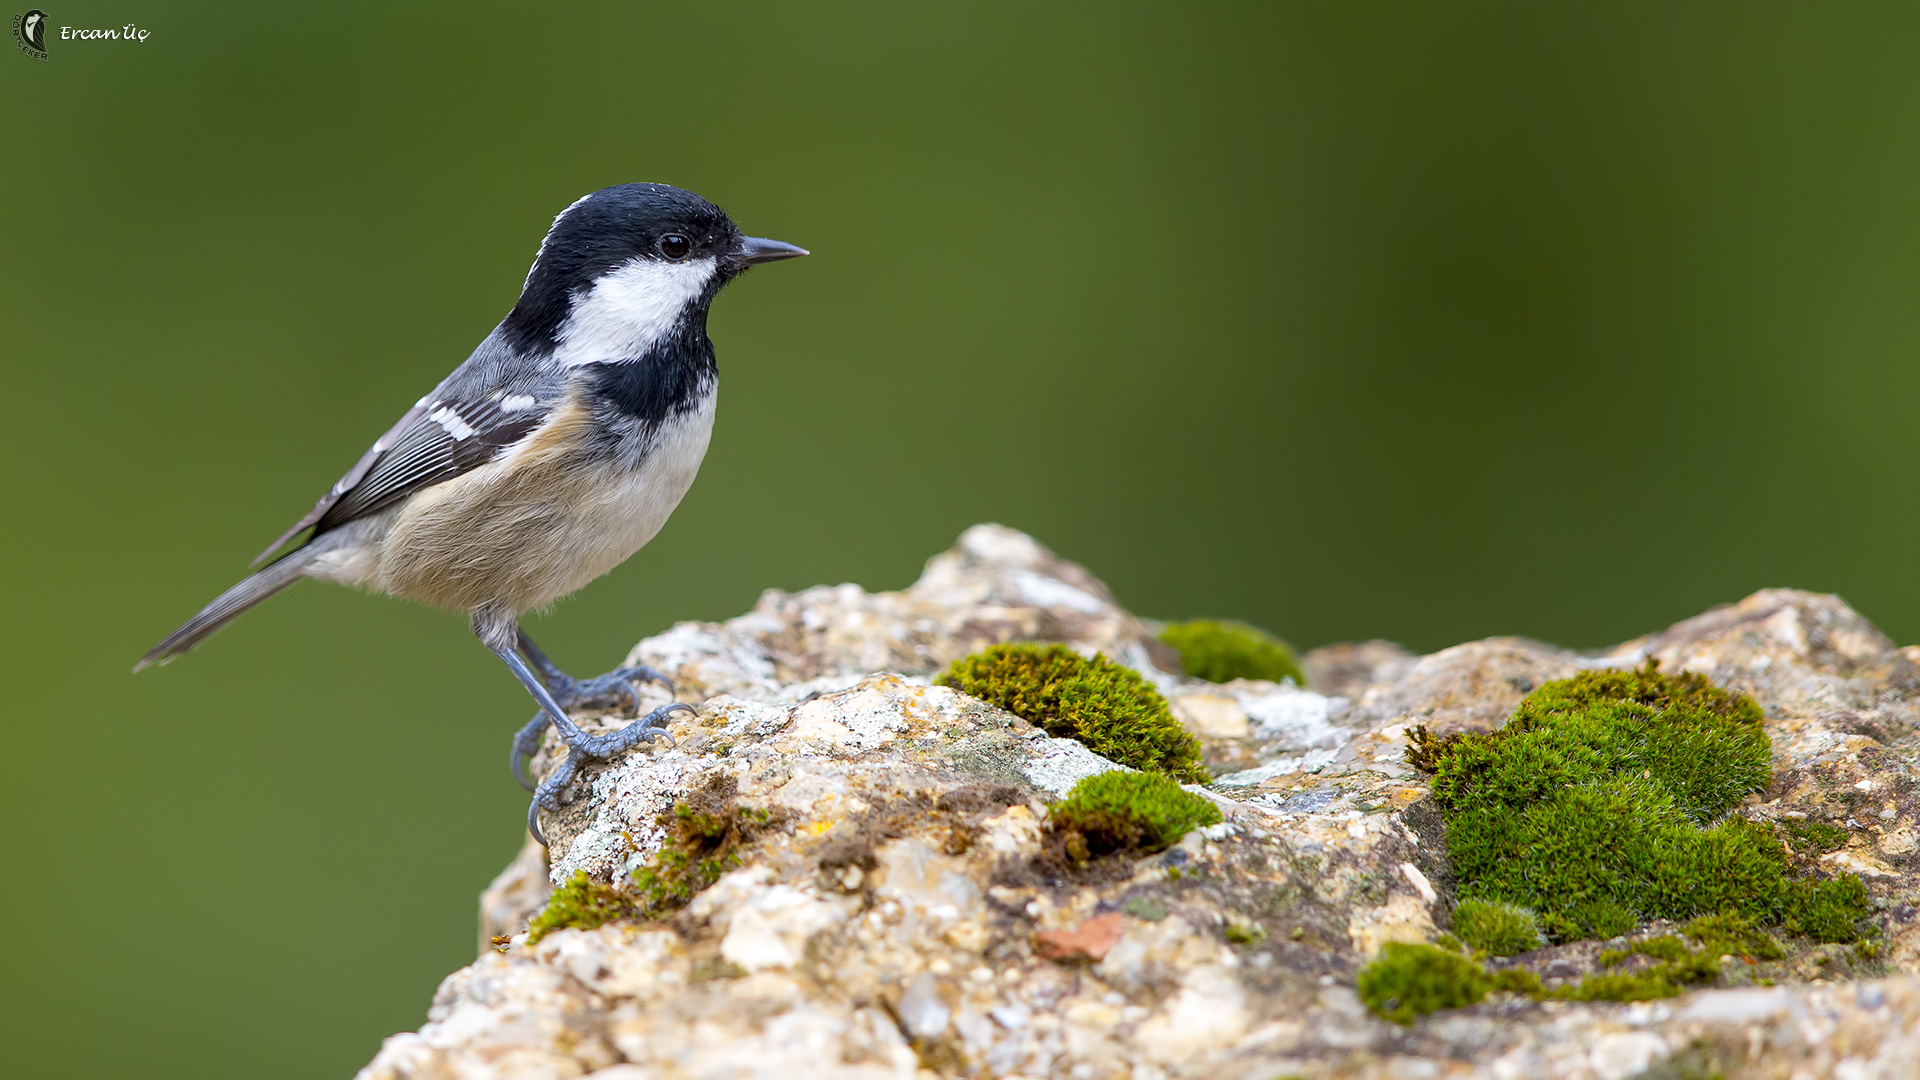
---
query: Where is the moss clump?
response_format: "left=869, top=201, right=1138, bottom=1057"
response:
left=525, top=870, right=641, bottom=945
left=1686, top=911, right=1787, bottom=962
left=1358, top=942, right=1487, bottom=1024
left=1045, top=771, right=1221, bottom=868
left=1780, top=817, right=1849, bottom=855
left=1407, top=662, right=1868, bottom=942
left=938, top=644, right=1207, bottom=782
left=1158, top=619, right=1305, bottom=686
left=1360, top=914, right=1789, bottom=1022
left=1451, top=899, right=1542, bottom=957
left=1568, top=914, right=1786, bottom=1002
left=1357, top=942, right=1541, bottom=1025
left=1560, top=968, right=1686, bottom=1003
left=523, top=774, right=776, bottom=946
left=631, top=774, right=777, bottom=914
left=1786, top=874, right=1870, bottom=942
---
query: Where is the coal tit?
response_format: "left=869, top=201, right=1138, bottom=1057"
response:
left=138, top=183, right=808, bottom=840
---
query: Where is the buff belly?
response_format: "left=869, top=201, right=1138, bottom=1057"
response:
left=372, top=393, right=715, bottom=615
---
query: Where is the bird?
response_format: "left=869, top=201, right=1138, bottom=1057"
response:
left=21, top=11, right=45, bottom=51
left=137, top=183, right=808, bottom=842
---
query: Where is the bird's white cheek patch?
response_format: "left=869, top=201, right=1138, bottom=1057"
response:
left=552, top=257, right=716, bottom=367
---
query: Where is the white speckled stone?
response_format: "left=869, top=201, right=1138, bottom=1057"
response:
left=361, top=526, right=1920, bottom=1080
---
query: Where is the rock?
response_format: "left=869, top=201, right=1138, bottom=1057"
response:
left=1302, top=640, right=1420, bottom=700
left=478, top=834, right=551, bottom=950
left=1607, top=587, right=1920, bottom=752
left=1033, top=913, right=1126, bottom=962
left=357, top=526, right=1920, bottom=1080
left=1586, top=1031, right=1667, bottom=1080
left=1169, top=693, right=1250, bottom=740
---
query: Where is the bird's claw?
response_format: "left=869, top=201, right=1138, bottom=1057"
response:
left=550, top=665, right=676, bottom=716
left=524, top=702, right=694, bottom=847
left=511, top=714, right=551, bottom=792
left=511, top=663, right=679, bottom=789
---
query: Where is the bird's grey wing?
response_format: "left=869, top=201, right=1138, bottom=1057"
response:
left=253, top=385, right=553, bottom=565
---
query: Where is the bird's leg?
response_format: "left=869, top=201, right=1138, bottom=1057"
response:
left=475, top=609, right=689, bottom=845
left=516, top=626, right=675, bottom=713
left=509, top=625, right=677, bottom=791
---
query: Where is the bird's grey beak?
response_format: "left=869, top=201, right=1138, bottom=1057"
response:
left=739, top=236, right=809, bottom=265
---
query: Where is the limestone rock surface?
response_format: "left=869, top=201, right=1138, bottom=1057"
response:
left=362, top=526, right=1920, bottom=1080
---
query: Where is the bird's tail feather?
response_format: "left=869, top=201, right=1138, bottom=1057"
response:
left=135, top=549, right=317, bottom=672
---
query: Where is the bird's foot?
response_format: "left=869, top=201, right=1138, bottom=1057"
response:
left=510, top=714, right=551, bottom=792
left=511, top=664, right=676, bottom=790
left=525, top=702, right=693, bottom=846
left=547, top=664, right=676, bottom=715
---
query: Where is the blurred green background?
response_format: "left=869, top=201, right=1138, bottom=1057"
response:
left=3, top=2, right=1916, bottom=1076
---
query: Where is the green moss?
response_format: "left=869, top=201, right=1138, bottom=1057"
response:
left=1357, top=942, right=1542, bottom=1025
left=1784, top=873, right=1871, bottom=943
left=1158, top=619, right=1305, bottom=686
left=523, top=775, right=776, bottom=946
left=1686, top=911, right=1786, bottom=962
left=1561, top=969, right=1687, bottom=1003
left=938, top=644, right=1207, bottom=782
left=1361, top=913, right=1790, bottom=1021
left=1780, top=817, right=1849, bottom=855
left=1358, top=942, right=1496, bottom=1024
left=1597, top=936, right=1684, bottom=967
left=1451, top=899, right=1542, bottom=956
left=525, top=870, right=641, bottom=945
left=1407, top=662, right=1868, bottom=942
left=1045, top=771, right=1221, bottom=867
left=1488, top=968, right=1545, bottom=995
left=631, top=774, right=777, bottom=915
left=1560, top=914, right=1785, bottom=1003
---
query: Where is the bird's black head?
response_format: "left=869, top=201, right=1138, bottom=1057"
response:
left=502, top=183, right=806, bottom=358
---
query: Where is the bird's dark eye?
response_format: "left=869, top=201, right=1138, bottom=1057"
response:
left=658, top=233, right=692, bottom=259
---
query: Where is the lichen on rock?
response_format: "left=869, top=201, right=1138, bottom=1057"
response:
left=358, top=526, right=1920, bottom=1080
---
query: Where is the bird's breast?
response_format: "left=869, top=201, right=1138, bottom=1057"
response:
left=376, top=383, right=717, bottom=614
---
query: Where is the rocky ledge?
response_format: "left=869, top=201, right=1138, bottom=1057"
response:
left=358, top=526, right=1920, bottom=1080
